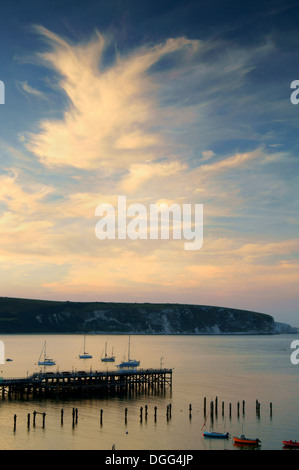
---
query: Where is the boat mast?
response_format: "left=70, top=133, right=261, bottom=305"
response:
left=38, top=341, right=46, bottom=362
left=128, top=336, right=131, bottom=361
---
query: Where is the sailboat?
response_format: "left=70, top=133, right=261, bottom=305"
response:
left=38, top=341, right=56, bottom=366
left=101, top=342, right=115, bottom=362
left=79, top=335, right=93, bottom=359
left=117, top=336, right=140, bottom=369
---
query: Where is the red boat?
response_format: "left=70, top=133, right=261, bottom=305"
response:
left=233, top=435, right=261, bottom=446
left=283, top=440, right=299, bottom=448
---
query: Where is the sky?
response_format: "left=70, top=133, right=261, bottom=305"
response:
left=0, top=0, right=299, bottom=325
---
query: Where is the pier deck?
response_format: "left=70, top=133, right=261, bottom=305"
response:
left=0, top=368, right=173, bottom=399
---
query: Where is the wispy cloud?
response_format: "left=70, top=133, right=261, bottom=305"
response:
left=24, top=26, right=199, bottom=170
left=16, top=80, right=47, bottom=99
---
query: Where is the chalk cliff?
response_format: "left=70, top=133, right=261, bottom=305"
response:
left=0, top=297, right=278, bottom=334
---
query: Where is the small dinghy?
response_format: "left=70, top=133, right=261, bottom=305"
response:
left=282, top=440, right=299, bottom=448
left=233, top=435, right=261, bottom=446
left=203, top=431, right=230, bottom=438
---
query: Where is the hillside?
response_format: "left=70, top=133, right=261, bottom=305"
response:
left=0, top=297, right=276, bottom=334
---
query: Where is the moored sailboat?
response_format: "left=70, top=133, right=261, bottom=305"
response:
left=38, top=341, right=56, bottom=366
left=79, top=335, right=92, bottom=359
left=117, top=336, right=140, bottom=369
left=101, top=342, right=115, bottom=362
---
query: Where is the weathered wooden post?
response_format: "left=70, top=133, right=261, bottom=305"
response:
left=27, top=413, right=30, bottom=429
left=215, top=397, right=218, bottom=417
left=33, top=411, right=36, bottom=427
left=229, top=403, right=232, bottom=419
left=42, top=412, right=46, bottom=428
left=61, top=408, right=64, bottom=425
left=125, top=407, right=128, bottom=423
left=13, top=414, right=17, bottom=432
left=100, top=409, right=103, bottom=425
left=140, top=406, right=143, bottom=422
left=154, top=406, right=157, bottom=422
left=204, top=397, right=206, bottom=417
left=166, top=405, right=169, bottom=420
left=222, top=401, right=224, bottom=417
left=242, top=400, right=245, bottom=415
left=256, top=400, right=260, bottom=417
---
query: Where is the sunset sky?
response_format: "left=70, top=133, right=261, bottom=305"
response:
left=0, top=0, right=298, bottom=325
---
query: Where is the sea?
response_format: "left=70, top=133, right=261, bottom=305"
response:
left=0, top=333, right=298, bottom=451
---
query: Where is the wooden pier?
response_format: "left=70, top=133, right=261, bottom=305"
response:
left=0, top=368, right=172, bottom=399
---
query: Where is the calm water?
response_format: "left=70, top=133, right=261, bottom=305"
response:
left=0, top=334, right=298, bottom=450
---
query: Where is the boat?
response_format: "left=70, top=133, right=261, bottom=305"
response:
left=101, top=342, right=115, bottom=362
left=233, top=435, right=261, bottom=446
left=282, top=440, right=299, bottom=448
left=203, top=431, right=230, bottom=438
left=38, top=341, right=56, bottom=366
left=79, top=335, right=93, bottom=359
left=117, top=336, right=140, bottom=369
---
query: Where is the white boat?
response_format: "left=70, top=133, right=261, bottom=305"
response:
left=38, top=341, right=56, bottom=366
left=79, top=335, right=92, bottom=359
left=101, top=342, right=115, bottom=362
left=117, top=336, right=140, bottom=369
